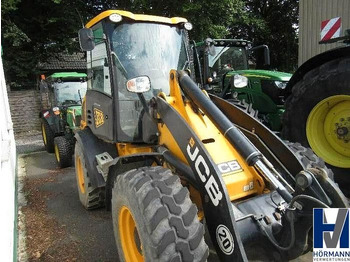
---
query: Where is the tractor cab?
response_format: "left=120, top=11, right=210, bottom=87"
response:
left=195, top=39, right=292, bottom=131
left=44, top=72, right=87, bottom=108
left=79, top=10, right=193, bottom=143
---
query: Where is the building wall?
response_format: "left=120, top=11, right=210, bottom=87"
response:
left=8, top=90, right=42, bottom=134
left=0, top=57, right=16, bottom=261
left=299, top=0, right=350, bottom=65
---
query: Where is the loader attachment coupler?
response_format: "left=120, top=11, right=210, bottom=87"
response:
left=177, top=71, right=293, bottom=203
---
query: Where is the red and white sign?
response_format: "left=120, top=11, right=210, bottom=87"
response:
left=321, top=17, right=341, bottom=41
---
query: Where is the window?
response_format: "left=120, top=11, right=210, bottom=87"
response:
left=87, top=23, right=112, bottom=95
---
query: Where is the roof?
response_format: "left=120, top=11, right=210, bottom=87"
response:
left=86, top=10, right=187, bottom=28
left=49, top=72, right=87, bottom=79
left=38, top=53, right=86, bottom=71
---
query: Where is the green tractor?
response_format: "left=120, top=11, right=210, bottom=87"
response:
left=194, top=38, right=291, bottom=132
left=39, top=72, right=87, bottom=168
left=195, top=36, right=350, bottom=193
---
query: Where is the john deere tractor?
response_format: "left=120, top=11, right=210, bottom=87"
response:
left=76, top=10, right=347, bottom=262
left=39, top=72, right=87, bottom=168
left=194, top=39, right=291, bottom=131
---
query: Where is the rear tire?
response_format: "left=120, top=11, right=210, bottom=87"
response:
left=74, top=141, right=105, bottom=209
left=282, top=57, right=350, bottom=169
left=112, top=166, right=208, bottom=262
left=41, top=118, right=55, bottom=153
left=54, top=136, right=72, bottom=168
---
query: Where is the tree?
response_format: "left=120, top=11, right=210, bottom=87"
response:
left=229, top=0, right=299, bottom=72
left=2, top=0, right=87, bottom=89
left=2, top=0, right=298, bottom=88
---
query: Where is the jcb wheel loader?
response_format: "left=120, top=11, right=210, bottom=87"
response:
left=76, top=10, right=348, bottom=262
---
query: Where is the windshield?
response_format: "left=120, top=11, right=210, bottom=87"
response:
left=109, top=22, right=188, bottom=141
left=54, top=81, right=87, bottom=106
left=111, top=22, right=188, bottom=98
left=209, top=46, right=248, bottom=73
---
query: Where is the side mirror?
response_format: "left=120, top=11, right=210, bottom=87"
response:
left=263, top=45, right=270, bottom=66
left=204, top=38, right=216, bottom=56
left=78, top=28, right=95, bottom=51
left=249, top=45, right=270, bottom=66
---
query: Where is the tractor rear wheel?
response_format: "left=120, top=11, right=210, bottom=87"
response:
left=41, top=118, right=55, bottom=153
left=75, top=141, right=105, bottom=209
left=112, top=166, right=208, bottom=262
left=282, top=57, right=350, bottom=187
left=54, top=136, right=72, bottom=168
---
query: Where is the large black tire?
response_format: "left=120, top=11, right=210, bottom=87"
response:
left=282, top=57, right=350, bottom=184
left=112, top=166, right=208, bottom=262
left=286, top=141, right=334, bottom=181
left=74, top=142, right=105, bottom=209
left=54, top=136, right=72, bottom=168
left=41, top=118, right=55, bottom=153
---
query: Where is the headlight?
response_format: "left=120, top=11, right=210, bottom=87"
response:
left=53, top=107, right=60, bottom=115
left=126, top=76, right=151, bottom=93
left=184, top=22, right=193, bottom=31
left=109, top=14, right=123, bottom=23
left=274, top=81, right=287, bottom=89
left=233, top=75, right=248, bottom=88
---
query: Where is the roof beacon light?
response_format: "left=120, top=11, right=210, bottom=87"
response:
left=109, top=14, right=123, bottom=23
left=184, top=22, right=193, bottom=31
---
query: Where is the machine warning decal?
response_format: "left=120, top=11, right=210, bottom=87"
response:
left=216, top=224, right=234, bottom=255
left=94, top=108, right=104, bottom=128
left=217, top=160, right=242, bottom=174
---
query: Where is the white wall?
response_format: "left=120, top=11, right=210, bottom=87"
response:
left=0, top=56, right=17, bottom=261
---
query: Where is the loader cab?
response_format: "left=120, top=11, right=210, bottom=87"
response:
left=79, top=11, right=192, bottom=143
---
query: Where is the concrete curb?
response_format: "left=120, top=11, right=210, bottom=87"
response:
left=17, top=156, right=28, bottom=262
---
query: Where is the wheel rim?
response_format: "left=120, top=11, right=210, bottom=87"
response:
left=118, top=206, right=144, bottom=262
left=42, top=124, right=47, bottom=145
left=54, top=144, right=60, bottom=163
left=76, top=155, right=85, bottom=194
left=306, top=95, right=350, bottom=168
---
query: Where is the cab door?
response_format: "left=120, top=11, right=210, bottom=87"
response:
left=85, top=23, right=115, bottom=142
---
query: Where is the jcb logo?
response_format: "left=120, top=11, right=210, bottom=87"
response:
left=187, top=139, right=223, bottom=206
left=94, top=108, right=104, bottom=128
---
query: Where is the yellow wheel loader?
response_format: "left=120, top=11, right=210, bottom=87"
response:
left=76, top=10, right=348, bottom=262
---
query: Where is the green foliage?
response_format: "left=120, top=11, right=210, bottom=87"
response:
left=229, top=0, right=299, bottom=72
left=1, top=0, right=299, bottom=89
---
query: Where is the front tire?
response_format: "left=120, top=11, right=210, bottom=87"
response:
left=41, top=118, right=55, bottom=153
left=112, top=166, right=208, bottom=262
left=54, top=136, right=72, bottom=168
left=74, top=141, right=105, bottom=209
